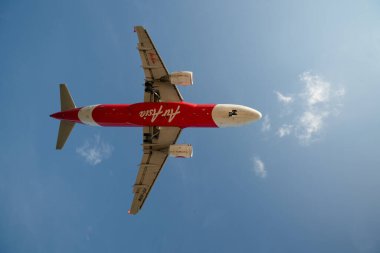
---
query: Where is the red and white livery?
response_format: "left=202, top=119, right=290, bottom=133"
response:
left=51, top=102, right=261, bottom=128
left=50, top=26, right=261, bottom=215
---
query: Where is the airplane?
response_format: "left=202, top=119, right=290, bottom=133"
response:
left=50, top=26, right=262, bottom=215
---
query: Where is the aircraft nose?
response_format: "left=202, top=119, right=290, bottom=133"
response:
left=211, top=104, right=262, bottom=127
left=245, top=107, right=262, bottom=121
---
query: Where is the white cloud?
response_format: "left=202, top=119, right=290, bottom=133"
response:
left=300, top=72, right=331, bottom=106
left=274, top=72, right=345, bottom=144
left=295, top=111, right=327, bottom=143
left=253, top=157, right=266, bottom=178
left=261, top=115, right=271, bottom=132
left=275, top=91, right=294, bottom=104
left=277, top=124, right=293, bottom=137
left=76, top=135, right=113, bottom=165
left=297, top=72, right=343, bottom=144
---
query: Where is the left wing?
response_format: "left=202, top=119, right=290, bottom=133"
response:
left=129, top=126, right=182, bottom=214
left=134, top=25, right=183, bottom=102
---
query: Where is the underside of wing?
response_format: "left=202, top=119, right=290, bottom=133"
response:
left=134, top=26, right=183, bottom=102
left=129, top=126, right=182, bottom=214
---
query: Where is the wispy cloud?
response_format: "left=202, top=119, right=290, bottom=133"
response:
left=301, top=76, right=329, bottom=106
left=275, top=91, right=294, bottom=104
left=296, top=72, right=344, bottom=144
left=296, top=111, right=327, bottom=143
left=277, top=124, right=293, bottom=137
left=261, top=115, right=271, bottom=132
left=274, top=72, right=345, bottom=144
left=76, top=135, right=113, bottom=165
left=253, top=157, right=266, bottom=178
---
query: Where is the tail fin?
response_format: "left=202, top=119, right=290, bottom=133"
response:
left=56, top=84, right=76, bottom=150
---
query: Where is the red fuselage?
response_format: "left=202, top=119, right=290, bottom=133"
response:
left=51, top=102, right=217, bottom=128
left=51, top=102, right=262, bottom=128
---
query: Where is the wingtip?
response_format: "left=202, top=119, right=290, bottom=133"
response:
left=128, top=209, right=138, bottom=215
left=134, top=25, right=144, bottom=32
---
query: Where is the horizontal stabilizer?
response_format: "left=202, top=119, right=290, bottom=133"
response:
left=56, top=120, right=75, bottom=150
left=60, top=84, right=76, bottom=111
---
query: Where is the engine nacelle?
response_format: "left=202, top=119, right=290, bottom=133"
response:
left=169, top=71, right=193, bottom=86
left=169, top=144, right=193, bottom=158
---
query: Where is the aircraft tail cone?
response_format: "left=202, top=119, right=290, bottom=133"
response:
left=50, top=112, right=60, bottom=119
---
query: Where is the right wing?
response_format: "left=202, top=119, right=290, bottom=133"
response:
left=129, top=126, right=182, bottom=215
left=134, top=26, right=183, bottom=102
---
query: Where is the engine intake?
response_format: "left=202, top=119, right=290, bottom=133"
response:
left=169, top=144, right=193, bottom=158
left=169, top=71, right=193, bottom=86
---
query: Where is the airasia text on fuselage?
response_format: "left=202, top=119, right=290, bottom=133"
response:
left=139, top=105, right=181, bottom=123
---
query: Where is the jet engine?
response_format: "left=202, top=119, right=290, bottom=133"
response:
left=169, top=71, right=193, bottom=86
left=169, top=144, right=193, bottom=158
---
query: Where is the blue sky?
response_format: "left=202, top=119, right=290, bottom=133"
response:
left=1, top=0, right=380, bottom=252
